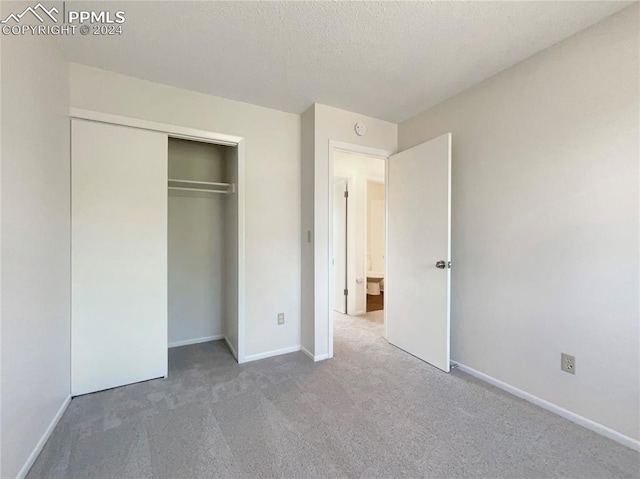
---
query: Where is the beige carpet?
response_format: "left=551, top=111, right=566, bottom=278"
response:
left=27, top=312, right=638, bottom=478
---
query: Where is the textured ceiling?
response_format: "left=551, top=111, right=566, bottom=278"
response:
left=57, top=1, right=631, bottom=122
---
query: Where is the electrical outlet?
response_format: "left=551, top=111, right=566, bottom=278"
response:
left=277, top=313, right=285, bottom=325
left=561, top=353, right=575, bottom=374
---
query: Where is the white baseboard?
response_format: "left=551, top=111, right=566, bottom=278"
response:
left=454, top=361, right=640, bottom=452
left=168, top=335, right=224, bottom=348
left=301, top=346, right=315, bottom=361
left=17, top=395, right=71, bottom=479
left=224, top=335, right=238, bottom=360
left=301, top=346, right=330, bottom=362
left=241, top=345, right=301, bottom=363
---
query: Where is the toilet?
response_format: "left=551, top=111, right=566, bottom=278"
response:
left=367, top=271, right=384, bottom=295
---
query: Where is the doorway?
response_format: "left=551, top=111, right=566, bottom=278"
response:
left=366, top=179, right=385, bottom=313
left=326, top=135, right=452, bottom=372
left=167, top=137, right=240, bottom=367
left=331, top=147, right=388, bottom=351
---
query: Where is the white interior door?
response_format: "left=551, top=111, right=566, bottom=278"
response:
left=333, top=179, right=347, bottom=313
left=72, top=119, right=168, bottom=395
left=386, top=133, right=451, bottom=372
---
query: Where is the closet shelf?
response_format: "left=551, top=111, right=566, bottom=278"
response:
left=168, top=179, right=235, bottom=194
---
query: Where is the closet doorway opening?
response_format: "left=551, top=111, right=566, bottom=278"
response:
left=167, top=137, right=242, bottom=368
left=70, top=110, right=246, bottom=396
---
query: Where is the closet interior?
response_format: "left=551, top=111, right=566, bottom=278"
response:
left=168, top=137, right=239, bottom=361
left=70, top=117, right=241, bottom=397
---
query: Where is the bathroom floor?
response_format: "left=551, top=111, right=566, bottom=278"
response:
left=367, top=292, right=384, bottom=312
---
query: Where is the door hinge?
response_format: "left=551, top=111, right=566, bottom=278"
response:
left=344, top=190, right=349, bottom=198
left=344, top=288, right=348, bottom=296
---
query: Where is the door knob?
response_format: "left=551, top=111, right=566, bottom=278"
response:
left=435, top=260, right=446, bottom=269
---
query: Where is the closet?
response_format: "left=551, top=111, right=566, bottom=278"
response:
left=71, top=118, right=241, bottom=396
left=167, top=138, right=238, bottom=354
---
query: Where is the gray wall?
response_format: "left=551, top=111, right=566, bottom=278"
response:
left=399, top=5, right=639, bottom=441
left=0, top=11, right=71, bottom=478
left=168, top=139, right=228, bottom=345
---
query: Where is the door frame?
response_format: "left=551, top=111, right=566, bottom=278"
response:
left=333, top=176, right=351, bottom=315
left=365, top=177, right=386, bottom=320
left=328, top=140, right=392, bottom=358
left=69, top=108, right=248, bottom=364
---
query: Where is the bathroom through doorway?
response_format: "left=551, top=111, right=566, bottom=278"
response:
left=332, top=147, right=387, bottom=338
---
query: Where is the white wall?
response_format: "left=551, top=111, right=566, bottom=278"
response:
left=69, top=64, right=301, bottom=360
left=333, top=151, right=385, bottom=314
left=367, top=181, right=385, bottom=274
left=168, top=139, right=228, bottom=345
left=399, top=5, right=639, bottom=442
left=301, top=104, right=396, bottom=358
left=300, top=107, right=316, bottom=353
left=0, top=20, right=71, bottom=478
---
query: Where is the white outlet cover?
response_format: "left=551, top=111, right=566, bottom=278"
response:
left=354, top=122, right=366, bottom=136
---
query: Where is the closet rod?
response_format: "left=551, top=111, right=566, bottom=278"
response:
left=168, top=179, right=229, bottom=187
left=168, top=186, right=229, bottom=194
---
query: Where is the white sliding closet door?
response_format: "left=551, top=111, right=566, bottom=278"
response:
left=71, top=119, right=168, bottom=396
